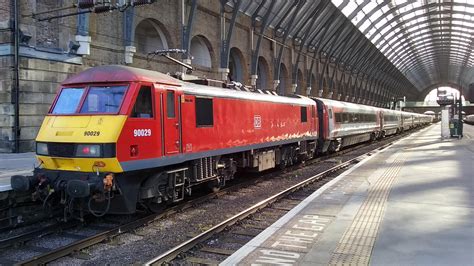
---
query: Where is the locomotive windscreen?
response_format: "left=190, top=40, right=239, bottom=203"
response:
left=51, top=85, right=128, bottom=114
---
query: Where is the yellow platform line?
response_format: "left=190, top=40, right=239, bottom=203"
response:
left=329, top=155, right=405, bottom=265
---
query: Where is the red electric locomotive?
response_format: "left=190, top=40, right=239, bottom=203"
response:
left=12, top=65, right=318, bottom=214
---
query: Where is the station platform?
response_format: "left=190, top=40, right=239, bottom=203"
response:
left=0, top=152, right=36, bottom=192
left=222, top=123, right=474, bottom=265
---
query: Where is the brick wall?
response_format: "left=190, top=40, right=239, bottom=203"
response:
left=0, top=0, right=347, bottom=152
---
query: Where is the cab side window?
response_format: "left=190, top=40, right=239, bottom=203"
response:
left=195, top=97, right=213, bottom=127
left=167, top=91, right=175, bottom=118
left=301, top=106, right=308, bottom=123
left=131, top=86, right=153, bottom=118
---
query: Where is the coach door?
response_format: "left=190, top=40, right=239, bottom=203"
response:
left=162, top=89, right=182, bottom=155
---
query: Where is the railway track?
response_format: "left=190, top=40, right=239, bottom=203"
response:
left=0, top=128, right=422, bottom=265
left=0, top=179, right=257, bottom=265
left=144, top=149, right=374, bottom=265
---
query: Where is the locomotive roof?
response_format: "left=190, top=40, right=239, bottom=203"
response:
left=61, top=65, right=182, bottom=86
left=62, top=65, right=314, bottom=106
left=180, top=82, right=314, bottom=106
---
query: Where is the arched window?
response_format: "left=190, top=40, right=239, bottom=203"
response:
left=229, top=47, right=246, bottom=82
left=279, top=63, right=289, bottom=94
left=190, top=35, right=212, bottom=68
left=134, top=19, right=169, bottom=54
left=257, top=56, right=270, bottom=90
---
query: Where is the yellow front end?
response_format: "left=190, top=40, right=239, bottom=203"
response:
left=36, top=115, right=127, bottom=173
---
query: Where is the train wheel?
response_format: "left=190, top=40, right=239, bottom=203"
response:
left=145, top=198, right=165, bottom=213
left=328, top=141, right=336, bottom=153
left=207, top=177, right=224, bottom=193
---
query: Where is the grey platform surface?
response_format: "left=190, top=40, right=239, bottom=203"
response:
left=222, top=123, right=474, bottom=265
left=0, top=152, right=36, bottom=192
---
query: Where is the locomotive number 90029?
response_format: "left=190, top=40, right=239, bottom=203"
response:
left=134, top=129, right=152, bottom=137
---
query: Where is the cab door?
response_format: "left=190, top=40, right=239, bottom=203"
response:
left=162, top=89, right=182, bottom=155
left=311, top=105, right=317, bottom=135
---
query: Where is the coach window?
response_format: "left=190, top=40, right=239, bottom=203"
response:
left=328, top=109, right=333, bottom=119
left=131, top=86, right=153, bottom=118
left=167, top=91, right=175, bottom=118
left=352, top=113, right=359, bottom=123
left=301, top=106, right=307, bottom=123
left=196, top=97, right=213, bottom=127
left=343, top=113, right=350, bottom=123
left=365, top=114, right=370, bottom=122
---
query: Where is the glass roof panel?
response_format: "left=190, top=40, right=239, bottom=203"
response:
left=331, top=0, right=474, bottom=90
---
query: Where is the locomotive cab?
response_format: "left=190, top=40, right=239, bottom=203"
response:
left=12, top=72, right=183, bottom=215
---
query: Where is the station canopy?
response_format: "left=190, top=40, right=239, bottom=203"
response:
left=332, top=0, right=474, bottom=92
left=234, top=0, right=474, bottom=97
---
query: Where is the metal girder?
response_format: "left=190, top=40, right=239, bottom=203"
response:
left=385, top=25, right=474, bottom=60
left=375, top=12, right=468, bottom=56
left=182, top=0, right=197, bottom=60
left=319, top=20, right=349, bottom=93
left=307, top=10, right=338, bottom=56
left=306, top=12, right=337, bottom=90
left=404, top=54, right=474, bottom=77
left=393, top=41, right=474, bottom=68
left=219, top=0, right=243, bottom=70
left=292, top=0, right=328, bottom=93
left=273, top=0, right=305, bottom=92
left=77, top=9, right=89, bottom=36
left=375, top=11, right=473, bottom=53
left=123, top=7, right=134, bottom=46
left=250, top=0, right=275, bottom=77
left=330, top=26, right=359, bottom=61
left=291, top=1, right=323, bottom=40
left=400, top=50, right=474, bottom=74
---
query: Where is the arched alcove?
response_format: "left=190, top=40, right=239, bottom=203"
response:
left=229, top=47, right=246, bottom=82
left=190, top=35, right=213, bottom=68
left=134, top=19, right=169, bottom=54
left=311, top=74, right=316, bottom=91
left=279, top=63, right=289, bottom=94
left=297, top=69, right=304, bottom=94
left=257, top=56, right=270, bottom=90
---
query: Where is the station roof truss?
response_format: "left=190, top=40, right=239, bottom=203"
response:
left=225, top=0, right=473, bottom=99
left=332, top=0, right=474, bottom=93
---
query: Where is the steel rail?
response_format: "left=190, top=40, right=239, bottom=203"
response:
left=14, top=174, right=265, bottom=265
left=0, top=220, right=80, bottom=249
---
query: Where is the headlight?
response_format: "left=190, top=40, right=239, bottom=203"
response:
left=36, top=142, right=49, bottom=155
left=76, top=144, right=101, bottom=157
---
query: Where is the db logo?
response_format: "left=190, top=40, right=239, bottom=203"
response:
left=254, top=115, right=262, bottom=129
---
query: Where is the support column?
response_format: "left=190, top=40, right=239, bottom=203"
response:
left=75, top=12, right=91, bottom=55
left=441, top=106, right=450, bottom=138
left=123, top=8, right=135, bottom=64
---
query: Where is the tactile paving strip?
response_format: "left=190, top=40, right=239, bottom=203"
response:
left=329, top=156, right=405, bottom=265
